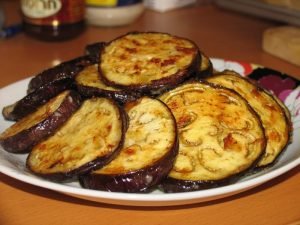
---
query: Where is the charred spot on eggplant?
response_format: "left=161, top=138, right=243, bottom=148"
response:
left=0, top=90, right=82, bottom=153
left=75, top=64, right=141, bottom=104
left=159, top=81, right=266, bottom=192
left=79, top=97, right=178, bottom=193
left=206, top=71, right=291, bottom=167
left=27, top=55, right=95, bottom=94
left=26, top=97, right=126, bottom=181
left=2, top=78, right=74, bottom=121
left=98, top=32, right=201, bottom=95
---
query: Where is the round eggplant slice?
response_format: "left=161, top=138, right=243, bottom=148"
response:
left=79, top=97, right=178, bottom=193
left=26, top=97, right=126, bottom=181
left=2, top=78, right=74, bottom=121
left=99, top=32, right=200, bottom=95
left=75, top=64, right=140, bottom=104
left=159, top=82, right=266, bottom=192
left=0, top=90, right=82, bottom=153
left=27, top=55, right=95, bottom=94
left=206, top=71, right=291, bottom=167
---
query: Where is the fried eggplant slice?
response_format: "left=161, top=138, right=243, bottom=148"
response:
left=159, top=82, right=266, bottom=192
left=26, top=97, right=126, bottom=181
left=206, top=71, right=291, bottom=167
left=75, top=64, right=140, bottom=104
left=79, top=97, right=178, bottom=193
left=2, top=78, right=73, bottom=121
left=27, top=56, right=95, bottom=94
left=198, top=52, right=213, bottom=78
left=0, top=90, right=82, bottom=153
left=99, top=32, right=200, bottom=94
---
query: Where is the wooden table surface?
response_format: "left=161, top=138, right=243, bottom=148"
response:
left=0, top=1, right=299, bottom=225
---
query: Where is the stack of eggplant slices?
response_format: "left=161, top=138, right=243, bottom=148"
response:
left=0, top=32, right=292, bottom=193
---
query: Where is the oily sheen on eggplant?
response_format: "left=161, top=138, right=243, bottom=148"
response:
left=98, top=32, right=200, bottom=94
left=206, top=71, right=291, bottom=167
left=79, top=97, right=178, bottom=193
left=2, top=78, right=74, bottom=121
left=159, top=81, right=266, bottom=192
left=27, top=55, right=95, bottom=94
left=0, top=90, right=82, bottom=153
left=26, top=97, right=126, bottom=181
left=75, top=64, right=140, bottom=104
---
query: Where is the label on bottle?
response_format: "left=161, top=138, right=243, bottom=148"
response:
left=21, top=0, right=85, bottom=25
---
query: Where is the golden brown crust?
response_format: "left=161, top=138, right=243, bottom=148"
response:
left=159, top=81, right=266, bottom=191
left=206, top=71, right=291, bottom=167
left=26, top=97, right=126, bottom=181
left=98, top=32, right=200, bottom=94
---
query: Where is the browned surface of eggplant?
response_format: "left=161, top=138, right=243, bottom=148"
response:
left=75, top=64, right=140, bottom=104
left=26, top=97, right=126, bottom=181
left=0, top=90, right=82, bottom=153
left=27, top=55, right=95, bottom=94
left=206, top=71, right=291, bottom=167
left=2, top=78, right=74, bottom=121
left=159, top=81, right=266, bottom=192
left=79, top=97, right=178, bottom=192
left=98, top=32, right=200, bottom=94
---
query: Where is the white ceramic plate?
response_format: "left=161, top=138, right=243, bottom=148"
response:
left=1, top=59, right=299, bottom=206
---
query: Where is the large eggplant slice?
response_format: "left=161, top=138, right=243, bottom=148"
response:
left=79, top=97, right=178, bottom=193
left=159, top=82, right=266, bottom=192
left=26, top=97, right=126, bottom=181
left=75, top=64, right=140, bottom=104
left=0, top=90, right=82, bottom=153
left=2, top=78, right=74, bottom=121
left=27, top=56, right=95, bottom=94
left=98, top=32, right=200, bottom=95
left=206, top=71, right=291, bottom=167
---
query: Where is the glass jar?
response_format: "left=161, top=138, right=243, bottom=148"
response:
left=21, top=0, right=86, bottom=41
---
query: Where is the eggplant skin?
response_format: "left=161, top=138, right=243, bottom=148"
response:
left=98, top=31, right=201, bottom=95
left=0, top=90, right=82, bottom=154
left=27, top=55, right=95, bottom=94
left=79, top=143, right=178, bottom=193
left=2, top=78, right=74, bottom=121
left=75, top=64, right=141, bottom=104
left=26, top=97, right=127, bottom=181
left=84, top=42, right=106, bottom=62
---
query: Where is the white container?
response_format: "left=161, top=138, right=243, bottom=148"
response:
left=86, top=0, right=145, bottom=27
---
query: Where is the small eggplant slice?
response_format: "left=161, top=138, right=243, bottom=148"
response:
left=0, top=90, right=82, bottom=153
left=2, top=78, right=74, bottom=121
left=27, top=55, right=95, bottom=93
left=159, top=82, right=266, bottom=192
left=198, top=52, right=213, bottom=78
left=75, top=64, right=140, bottom=104
left=206, top=71, right=291, bottom=167
left=26, top=97, right=126, bottom=181
left=79, top=97, right=178, bottom=193
left=99, top=32, right=200, bottom=95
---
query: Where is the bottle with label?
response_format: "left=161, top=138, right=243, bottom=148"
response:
left=21, top=0, right=86, bottom=41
